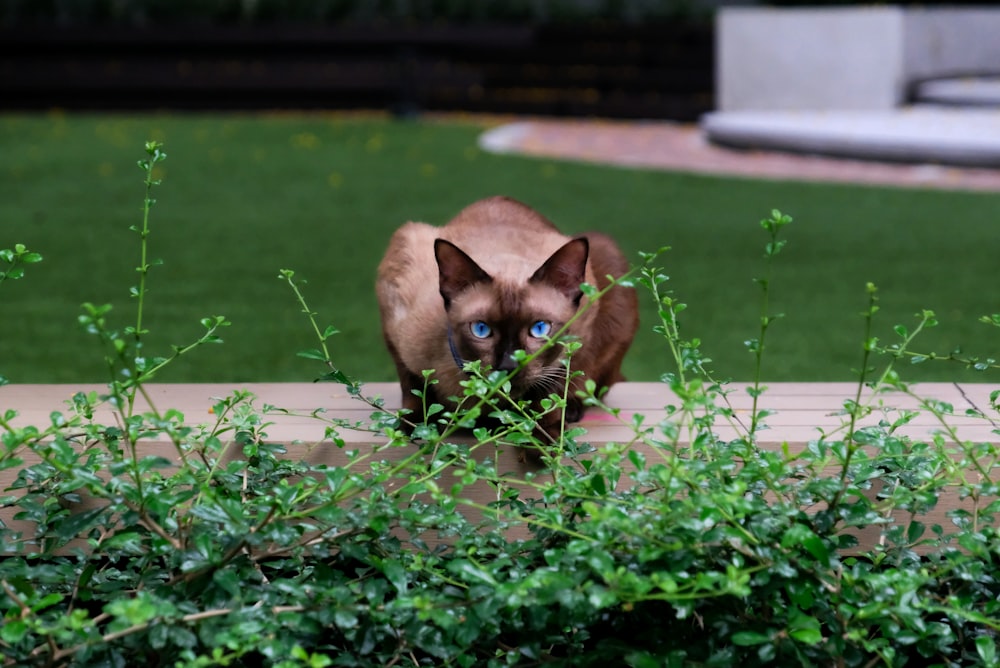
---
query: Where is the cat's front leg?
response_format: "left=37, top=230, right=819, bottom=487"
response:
left=532, top=395, right=584, bottom=444
left=395, top=368, right=427, bottom=434
left=563, top=396, right=584, bottom=424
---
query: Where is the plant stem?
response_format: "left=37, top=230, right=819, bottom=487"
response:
left=748, top=210, right=790, bottom=437
left=127, top=141, right=166, bottom=417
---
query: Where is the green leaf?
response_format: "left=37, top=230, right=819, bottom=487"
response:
left=590, top=473, right=607, bottom=495
left=976, top=636, right=997, bottom=665
left=31, top=593, right=65, bottom=613
left=627, top=449, right=646, bottom=470
left=333, top=605, right=358, bottom=629
left=381, top=559, right=408, bottom=594
left=0, top=620, right=27, bottom=644
left=318, top=368, right=356, bottom=387
left=448, top=559, right=497, bottom=586
left=212, top=568, right=242, bottom=598
left=789, top=626, right=823, bottom=645
left=732, top=631, right=772, bottom=646
left=782, top=524, right=830, bottom=565
left=53, top=506, right=106, bottom=542
left=137, top=455, right=173, bottom=472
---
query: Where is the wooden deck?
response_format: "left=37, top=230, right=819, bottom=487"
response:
left=3, top=380, right=997, bottom=449
left=2, top=381, right=998, bottom=552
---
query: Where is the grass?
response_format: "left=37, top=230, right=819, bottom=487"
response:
left=1, top=112, right=997, bottom=385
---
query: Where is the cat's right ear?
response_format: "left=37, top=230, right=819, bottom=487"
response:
left=434, top=239, right=492, bottom=306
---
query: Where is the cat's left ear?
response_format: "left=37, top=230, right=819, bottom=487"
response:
left=531, top=237, right=589, bottom=304
left=435, top=238, right=493, bottom=306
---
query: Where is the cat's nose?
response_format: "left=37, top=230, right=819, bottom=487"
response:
left=497, top=354, right=518, bottom=372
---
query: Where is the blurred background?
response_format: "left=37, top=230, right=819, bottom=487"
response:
left=1, top=0, right=997, bottom=386
left=0, top=0, right=719, bottom=118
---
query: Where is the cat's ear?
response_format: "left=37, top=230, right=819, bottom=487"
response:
left=530, top=237, right=589, bottom=303
left=435, top=239, right=492, bottom=306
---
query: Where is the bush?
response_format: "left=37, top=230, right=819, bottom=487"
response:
left=1, top=142, right=999, bottom=667
left=0, top=0, right=704, bottom=27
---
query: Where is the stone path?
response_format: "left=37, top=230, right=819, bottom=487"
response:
left=479, top=118, right=1000, bottom=193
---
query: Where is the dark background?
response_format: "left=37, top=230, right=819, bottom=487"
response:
left=1, top=1, right=716, bottom=120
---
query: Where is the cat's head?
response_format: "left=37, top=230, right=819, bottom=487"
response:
left=434, top=237, right=589, bottom=396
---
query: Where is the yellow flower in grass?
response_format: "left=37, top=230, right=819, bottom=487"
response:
left=95, top=121, right=131, bottom=148
left=365, top=134, right=384, bottom=152
left=291, top=132, right=321, bottom=150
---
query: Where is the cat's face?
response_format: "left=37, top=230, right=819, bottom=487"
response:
left=434, top=238, right=588, bottom=396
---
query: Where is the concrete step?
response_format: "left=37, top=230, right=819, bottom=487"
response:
left=914, top=76, right=1000, bottom=108
left=701, top=106, right=1000, bottom=167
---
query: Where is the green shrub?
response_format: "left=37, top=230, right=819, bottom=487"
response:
left=1, top=142, right=999, bottom=667
left=1, top=0, right=704, bottom=26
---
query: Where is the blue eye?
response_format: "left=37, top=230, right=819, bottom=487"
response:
left=529, top=320, right=551, bottom=338
left=470, top=321, right=492, bottom=339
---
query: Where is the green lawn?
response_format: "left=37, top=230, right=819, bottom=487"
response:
left=1, top=112, right=997, bottom=385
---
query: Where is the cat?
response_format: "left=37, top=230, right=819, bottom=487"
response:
left=375, top=196, right=638, bottom=440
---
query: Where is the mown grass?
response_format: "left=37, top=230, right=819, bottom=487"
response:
left=2, top=112, right=997, bottom=384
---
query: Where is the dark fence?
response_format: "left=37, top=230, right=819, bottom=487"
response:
left=0, top=22, right=713, bottom=120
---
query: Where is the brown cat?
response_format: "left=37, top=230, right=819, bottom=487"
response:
left=375, top=196, right=638, bottom=439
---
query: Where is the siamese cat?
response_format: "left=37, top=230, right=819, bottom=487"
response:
left=376, top=196, right=638, bottom=439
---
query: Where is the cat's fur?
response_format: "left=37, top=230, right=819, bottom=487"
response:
left=375, top=196, right=638, bottom=437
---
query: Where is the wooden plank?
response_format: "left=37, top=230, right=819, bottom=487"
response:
left=2, top=382, right=997, bottom=554
left=3, top=381, right=997, bottom=446
left=0, top=383, right=1000, bottom=447
left=6, top=380, right=992, bottom=411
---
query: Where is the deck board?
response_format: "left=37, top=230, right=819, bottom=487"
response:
left=2, top=382, right=997, bottom=553
left=3, top=381, right=996, bottom=446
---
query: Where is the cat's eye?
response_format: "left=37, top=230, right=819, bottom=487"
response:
left=529, top=320, right=551, bottom=338
left=470, top=321, right=492, bottom=339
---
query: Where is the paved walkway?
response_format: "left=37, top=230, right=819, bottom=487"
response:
left=479, top=117, right=1000, bottom=193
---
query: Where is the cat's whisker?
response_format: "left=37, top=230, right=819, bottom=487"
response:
left=529, top=366, right=569, bottom=398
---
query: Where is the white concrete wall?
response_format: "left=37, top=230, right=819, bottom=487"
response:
left=903, top=8, right=1000, bottom=82
left=717, top=6, right=1000, bottom=112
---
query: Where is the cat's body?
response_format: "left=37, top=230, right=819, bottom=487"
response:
left=376, top=196, right=638, bottom=437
